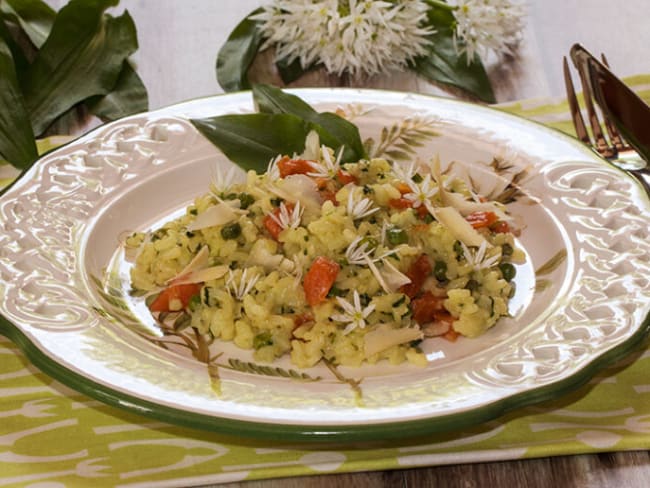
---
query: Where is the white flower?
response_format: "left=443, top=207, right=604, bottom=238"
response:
left=459, top=241, right=501, bottom=270
left=403, top=173, right=438, bottom=215
left=332, top=290, right=376, bottom=334
left=269, top=201, right=304, bottom=230
left=210, top=164, right=238, bottom=194
left=347, top=190, right=378, bottom=220
left=226, top=268, right=261, bottom=300
left=451, top=0, right=526, bottom=62
left=252, top=0, right=435, bottom=77
left=345, top=237, right=402, bottom=293
left=392, top=160, right=420, bottom=183
left=286, top=253, right=308, bottom=286
left=307, top=145, right=342, bottom=178
left=266, top=154, right=283, bottom=181
left=345, top=236, right=381, bottom=265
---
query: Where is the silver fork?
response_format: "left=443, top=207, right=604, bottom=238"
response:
left=563, top=50, right=650, bottom=193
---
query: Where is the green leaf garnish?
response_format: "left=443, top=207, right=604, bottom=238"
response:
left=191, top=112, right=315, bottom=173
left=23, top=0, right=139, bottom=135
left=0, top=0, right=55, bottom=49
left=0, top=37, right=37, bottom=169
left=253, top=83, right=366, bottom=162
left=0, top=0, right=148, bottom=171
left=85, top=60, right=148, bottom=121
left=275, top=56, right=313, bottom=85
left=216, top=8, right=264, bottom=92
left=413, top=7, right=495, bottom=103
left=191, top=84, right=366, bottom=172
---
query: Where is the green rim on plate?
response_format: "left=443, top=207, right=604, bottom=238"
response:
left=1, top=88, right=649, bottom=442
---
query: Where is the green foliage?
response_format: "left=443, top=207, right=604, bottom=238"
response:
left=191, top=84, right=366, bottom=172
left=216, top=3, right=497, bottom=103
left=216, top=8, right=264, bottom=92
left=0, top=0, right=148, bottom=169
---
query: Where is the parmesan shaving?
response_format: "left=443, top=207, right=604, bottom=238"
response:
left=433, top=206, right=487, bottom=247
left=187, top=202, right=239, bottom=231
left=364, top=324, right=423, bottom=357
left=171, top=265, right=229, bottom=285
left=167, top=246, right=209, bottom=284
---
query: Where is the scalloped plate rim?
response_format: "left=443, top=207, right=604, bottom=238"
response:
left=1, top=88, right=649, bottom=442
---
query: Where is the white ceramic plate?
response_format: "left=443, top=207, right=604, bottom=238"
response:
left=1, top=89, right=649, bottom=442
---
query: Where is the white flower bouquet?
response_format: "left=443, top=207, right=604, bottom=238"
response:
left=217, top=0, right=526, bottom=103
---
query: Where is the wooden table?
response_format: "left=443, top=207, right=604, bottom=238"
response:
left=41, top=1, right=650, bottom=486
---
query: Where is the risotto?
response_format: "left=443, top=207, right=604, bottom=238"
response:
left=127, top=132, right=525, bottom=369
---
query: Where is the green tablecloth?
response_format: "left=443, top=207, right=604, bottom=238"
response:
left=1, top=76, right=649, bottom=487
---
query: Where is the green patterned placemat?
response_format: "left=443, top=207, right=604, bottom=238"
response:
left=1, top=76, right=649, bottom=487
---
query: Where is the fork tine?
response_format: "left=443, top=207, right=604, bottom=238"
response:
left=563, top=57, right=591, bottom=145
left=571, top=51, right=618, bottom=158
left=599, top=54, right=627, bottom=151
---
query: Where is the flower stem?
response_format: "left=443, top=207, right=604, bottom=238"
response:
left=423, top=0, right=456, bottom=11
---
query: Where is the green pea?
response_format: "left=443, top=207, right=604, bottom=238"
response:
left=499, top=262, right=516, bottom=282
left=434, top=260, right=447, bottom=281
left=220, top=222, right=241, bottom=240
left=188, top=294, right=201, bottom=311
left=238, top=192, right=255, bottom=209
left=387, top=227, right=408, bottom=245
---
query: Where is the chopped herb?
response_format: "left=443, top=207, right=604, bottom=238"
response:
left=433, top=260, right=447, bottom=281
left=412, top=173, right=423, bottom=183
left=502, top=243, right=513, bottom=257
left=454, top=240, right=464, bottom=258
left=362, top=185, right=374, bottom=194
left=360, top=236, right=378, bottom=250
left=189, top=208, right=198, bottom=216
left=253, top=331, right=274, bottom=349
left=188, top=294, right=201, bottom=311
left=392, top=295, right=406, bottom=307
left=466, top=279, right=479, bottom=292
left=270, top=197, right=284, bottom=207
left=327, top=286, right=347, bottom=298
left=151, top=229, right=166, bottom=241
